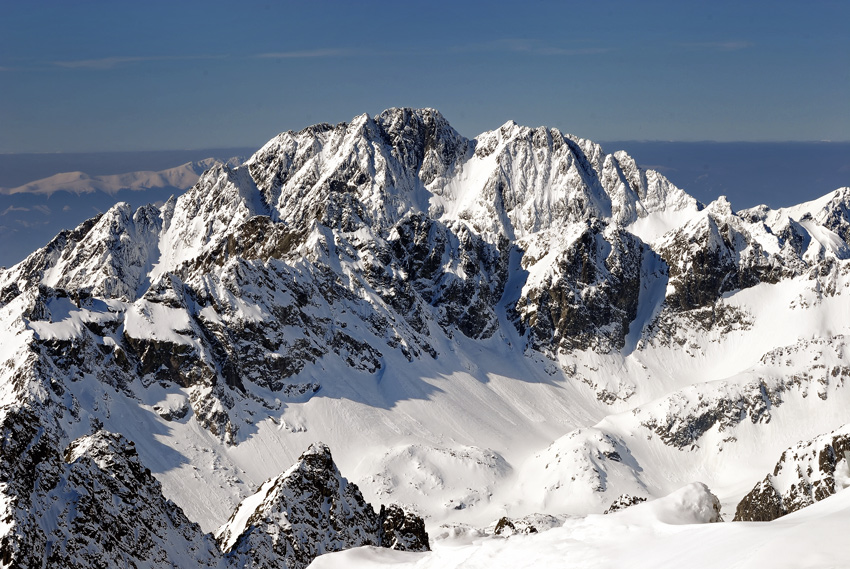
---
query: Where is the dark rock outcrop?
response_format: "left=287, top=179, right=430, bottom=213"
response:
left=734, top=427, right=850, bottom=521
left=378, top=504, right=430, bottom=552
left=514, top=223, right=653, bottom=353
left=604, top=494, right=648, bottom=514
left=1, top=421, right=429, bottom=569
left=492, top=513, right=564, bottom=536
left=658, top=200, right=787, bottom=312
left=0, top=419, right=221, bottom=569
left=217, top=443, right=429, bottom=569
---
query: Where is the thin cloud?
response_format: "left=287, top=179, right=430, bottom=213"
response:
left=681, top=40, right=753, bottom=51
left=46, top=42, right=609, bottom=71
left=53, top=54, right=226, bottom=69
left=257, top=43, right=610, bottom=59
left=53, top=50, right=357, bottom=69
left=1, top=206, right=29, bottom=216
left=15, top=219, right=48, bottom=229
left=254, top=48, right=364, bottom=59
left=539, top=46, right=612, bottom=56
left=32, top=205, right=51, bottom=215
left=453, top=38, right=612, bottom=56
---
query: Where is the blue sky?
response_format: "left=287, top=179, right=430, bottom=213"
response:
left=1, top=0, right=848, bottom=152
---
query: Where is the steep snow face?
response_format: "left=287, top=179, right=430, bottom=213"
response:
left=246, top=109, right=468, bottom=235
left=152, top=165, right=267, bottom=280
left=428, top=120, right=699, bottom=240
left=3, top=108, right=850, bottom=567
left=0, top=202, right=162, bottom=301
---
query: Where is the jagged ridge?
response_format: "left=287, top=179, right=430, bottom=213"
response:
left=1, top=108, right=850, bottom=566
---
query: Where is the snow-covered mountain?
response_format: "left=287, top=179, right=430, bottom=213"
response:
left=0, top=155, right=248, bottom=270
left=1, top=108, right=849, bottom=567
left=0, top=157, right=242, bottom=196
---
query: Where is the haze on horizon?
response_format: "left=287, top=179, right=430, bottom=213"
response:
left=1, top=0, right=848, bottom=154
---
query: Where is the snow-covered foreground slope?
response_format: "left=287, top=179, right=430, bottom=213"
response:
left=312, top=482, right=850, bottom=569
left=1, top=108, right=849, bottom=567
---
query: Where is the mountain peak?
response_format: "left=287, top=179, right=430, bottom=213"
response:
left=217, top=442, right=428, bottom=569
left=3, top=109, right=850, bottom=568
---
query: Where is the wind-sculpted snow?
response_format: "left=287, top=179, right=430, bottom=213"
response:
left=2, top=108, right=850, bottom=567
left=518, top=427, right=648, bottom=514
left=356, top=443, right=512, bottom=518
left=514, top=334, right=850, bottom=513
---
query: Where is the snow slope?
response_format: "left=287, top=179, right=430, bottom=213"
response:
left=311, top=482, right=850, bottom=569
left=0, top=158, right=240, bottom=196
left=1, top=108, right=849, bottom=567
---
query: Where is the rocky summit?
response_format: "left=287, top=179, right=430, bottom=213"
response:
left=734, top=425, right=850, bottom=521
left=217, top=443, right=428, bottom=569
left=1, top=108, right=850, bottom=566
left=0, top=423, right=426, bottom=569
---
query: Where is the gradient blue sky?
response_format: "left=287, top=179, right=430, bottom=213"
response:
left=1, top=0, right=848, bottom=153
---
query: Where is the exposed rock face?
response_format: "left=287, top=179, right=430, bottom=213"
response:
left=0, top=417, right=221, bottom=569
left=657, top=198, right=788, bottom=312
left=2, top=109, right=850, bottom=563
left=0, top=419, right=427, bottom=569
left=378, top=504, right=429, bottom=551
left=637, top=377, right=783, bottom=450
left=4, top=109, right=850, bottom=447
left=734, top=425, right=850, bottom=521
left=514, top=222, right=653, bottom=353
left=47, top=432, right=223, bottom=568
left=604, top=494, right=648, bottom=514
left=0, top=405, right=61, bottom=569
left=217, top=443, right=428, bottom=569
left=734, top=476, right=786, bottom=522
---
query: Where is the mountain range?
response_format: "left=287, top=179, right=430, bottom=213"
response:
left=1, top=107, right=849, bottom=567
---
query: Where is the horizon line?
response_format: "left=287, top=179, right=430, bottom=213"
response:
left=3, top=140, right=850, bottom=156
